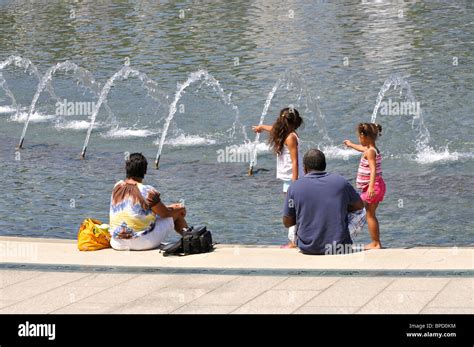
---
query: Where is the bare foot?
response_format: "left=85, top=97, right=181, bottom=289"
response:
left=280, top=241, right=297, bottom=249
left=364, top=241, right=382, bottom=250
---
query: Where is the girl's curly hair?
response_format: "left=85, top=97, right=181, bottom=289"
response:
left=268, top=107, right=303, bottom=155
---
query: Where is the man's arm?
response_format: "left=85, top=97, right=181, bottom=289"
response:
left=345, top=181, right=364, bottom=212
left=283, top=215, right=296, bottom=228
left=348, top=198, right=364, bottom=212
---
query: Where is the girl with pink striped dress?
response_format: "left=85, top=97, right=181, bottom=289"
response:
left=344, top=123, right=385, bottom=249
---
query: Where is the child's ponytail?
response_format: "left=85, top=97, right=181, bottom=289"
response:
left=375, top=123, right=382, bottom=137
left=358, top=122, right=382, bottom=140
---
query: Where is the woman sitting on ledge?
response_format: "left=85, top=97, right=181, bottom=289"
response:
left=109, top=153, right=188, bottom=251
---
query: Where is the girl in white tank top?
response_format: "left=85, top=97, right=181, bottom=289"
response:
left=252, top=107, right=303, bottom=248
left=276, top=134, right=304, bottom=182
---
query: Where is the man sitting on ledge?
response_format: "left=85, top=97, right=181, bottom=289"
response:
left=109, top=153, right=188, bottom=251
left=283, top=149, right=364, bottom=255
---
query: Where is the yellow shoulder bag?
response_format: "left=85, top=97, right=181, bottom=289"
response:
left=77, top=218, right=111, bottom=251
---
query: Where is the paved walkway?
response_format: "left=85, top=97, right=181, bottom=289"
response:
left=0, top=237, right=472, bottom=314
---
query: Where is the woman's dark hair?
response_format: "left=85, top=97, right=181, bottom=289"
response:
left=268, top=107, right=303, bottom=155
left=303, top=148, right=326, bottom=172
left=358, top=122, right=382, bottom=140
left=126, top=153, right=148, bottom=179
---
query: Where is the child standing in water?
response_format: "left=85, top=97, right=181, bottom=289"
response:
left=344, top=123, right=385, bottom=249
left=253, top=107, right=304, bottom=248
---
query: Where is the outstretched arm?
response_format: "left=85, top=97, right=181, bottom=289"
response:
left=252, top=124, right=273, bottom=133
left=343, top=140, right=367, bottom=153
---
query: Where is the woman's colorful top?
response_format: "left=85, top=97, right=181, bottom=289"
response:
left=109, top=180, right=161, bottom=239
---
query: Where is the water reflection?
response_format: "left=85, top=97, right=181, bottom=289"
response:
left=0, top=0, right=472, bottom=245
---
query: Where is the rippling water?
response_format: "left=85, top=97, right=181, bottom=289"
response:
left=0, top=0, right=472, bottom=246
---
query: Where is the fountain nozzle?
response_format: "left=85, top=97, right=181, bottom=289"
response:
left=17, top=137, right=25, bottom=150
left=155, top=155, right=160, bottom=169
left=248, top=164, right=254, bottom=176
left=80, top=147, right=87, bottom=159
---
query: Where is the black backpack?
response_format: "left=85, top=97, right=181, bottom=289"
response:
left=161, top=226, right=214, bottom=256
